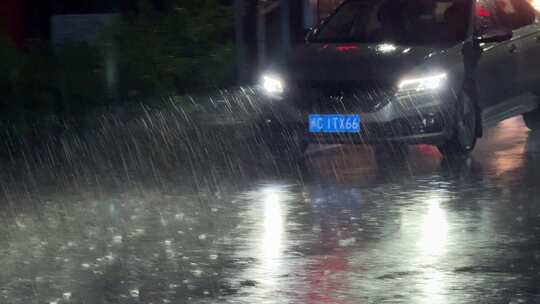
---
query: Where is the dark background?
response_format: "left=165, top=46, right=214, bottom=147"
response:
left=0, top=0, right=235, bottom=43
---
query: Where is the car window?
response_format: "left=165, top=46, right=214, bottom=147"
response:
left=495, top=0, right=536, bottom=29
left=475, top=0, right=502, bottom=34
left=475, top=0, right=535, bottom=35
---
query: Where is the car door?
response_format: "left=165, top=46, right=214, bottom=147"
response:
left=525, top=20, right=540, bottom=95
left=496, top=0, right=538, bottom=95
left=474, top=0, right=536, bottom=122
left=474, top=0, right=519, bottom=113
left=514, top=16, right=540, bottom=96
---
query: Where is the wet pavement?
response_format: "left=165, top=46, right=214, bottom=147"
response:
left=2, top=117, right=540, bottom=304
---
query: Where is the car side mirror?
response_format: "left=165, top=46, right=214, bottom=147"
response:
left=304, top=28, right=313, bottom=42
left=476, top=27, right=513, bottom=43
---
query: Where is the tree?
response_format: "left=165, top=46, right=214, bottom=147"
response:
left=105, top=0, right=235, bottom=97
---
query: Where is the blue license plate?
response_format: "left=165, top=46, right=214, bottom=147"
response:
left=309, top=114, right=361, bottom=133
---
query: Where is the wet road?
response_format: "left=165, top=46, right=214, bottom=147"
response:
left=2, top=117, right=540, bottom=304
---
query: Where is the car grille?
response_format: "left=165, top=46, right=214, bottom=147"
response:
left=290, top=80, right=395, bottom=113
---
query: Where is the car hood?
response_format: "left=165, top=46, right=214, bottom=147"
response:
left=282, top=43, right=461, bottom=83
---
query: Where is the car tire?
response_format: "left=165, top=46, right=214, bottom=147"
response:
left=437, top=89, right=477, bottom=158
left=523, top=108, right=540, bottom=131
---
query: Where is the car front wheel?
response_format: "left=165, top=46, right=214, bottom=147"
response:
left=437, top=90, right=477, bottom=158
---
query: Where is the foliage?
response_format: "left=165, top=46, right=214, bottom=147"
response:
left=0, top=0, right=235, bottom=131
left=0, top=37, right=105, bottom=127
left=104, top=0, right=235, bottom=97
left=0, top=36, right=21, bottom=113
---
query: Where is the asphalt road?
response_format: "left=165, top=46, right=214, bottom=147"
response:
left=2, top=116, right=540, bottom=304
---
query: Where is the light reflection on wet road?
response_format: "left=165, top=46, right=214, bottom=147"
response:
left=2, top=117, right=540, bottom=303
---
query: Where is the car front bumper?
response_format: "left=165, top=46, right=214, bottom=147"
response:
left=257, top=89, right=458, bottom=145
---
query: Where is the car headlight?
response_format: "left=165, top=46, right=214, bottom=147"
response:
left=261, top=74, right=284, bottom=95
left=398, top=73, right=447, bottom=92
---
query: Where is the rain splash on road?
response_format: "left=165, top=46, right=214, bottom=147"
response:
left=1, top=89, right=540, bottom=304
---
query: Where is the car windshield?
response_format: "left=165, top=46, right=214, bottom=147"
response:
left=312, top=0, right=472, bottom=45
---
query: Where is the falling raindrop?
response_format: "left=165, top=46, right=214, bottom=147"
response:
left=62, top=292, right=72, bottom=301
left=338, top=237, right=356, bottom=247
left=112, top=235, right=123, bottom=244
left=130, top=289, right=139, bottom=298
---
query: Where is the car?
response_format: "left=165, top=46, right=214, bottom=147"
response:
left=257, top=0, right=540, bottom=159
